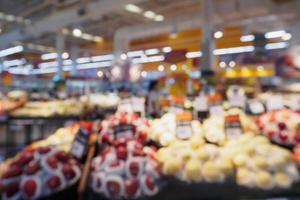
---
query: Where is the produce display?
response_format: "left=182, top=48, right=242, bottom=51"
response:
left=0, top=146, right=81, bottom=200
left=156, top=134, right=299, bottom=189
left=202, top=108, right=258, bottom=145
left=257, top=109, right=300, bottom=146
left=99, top=112, right=149, bottom=144
left=80, top=93, right=120, bottom=109
left=90, top=138, right=161, bottom=199
left=149, top=113, right=202, bottom=146
left=10, top=99, right=85, bottom=117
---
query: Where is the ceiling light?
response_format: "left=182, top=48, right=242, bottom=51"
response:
left=81, top=33, right=93, bottom=40
left=125, top=4, right=142, bottom=13
left=229, top=61, right=236, bottom=68
left=265, top=42, right=288, bottom=50
left=154, top=15, right=164, bottom=21
left=186, top=51, right=202, bottom=58
left=41, top=52, right=57, bottom=60
left=265, top=30, right=286, bottom=39
left=240, top=35, right=255, bottom=42
left=63, top=59, right=72, bottom=65
left=282, top=33, right=292, bottom=41
left=76, top=57, right=91, bottom=64
left=257, top=66, right=264, bottom=71
left=62, top=52, right=69, bottom=59
left=219, top=61, right=226, bottom=68
left=144, top=11, right=156, bottom=19
left=214, top=31, right=223, bottom=39
left=214, top=46, right=255, bottom=55
left=162, top=47, right=171, bottom=53
left=94, top=36, right=103, bottom=42
left=170, top=64, right=177, bottom=71
left=72, top=28, right=82, bottom=37
left=97, top=71, right=104, bottom=77
left=127, top=50, right=144, bottom=57
left=141, top=71, right=147, bottom=77
left=158, top=65, right=164, bottom=72
left=91, top=54, right=114, bottom=62
left=120, top=53, right=127, bottom=60
left=0, top=45, right=24, bottom=57
left=145, top=48, right=159, bottom=55
left=3, top=59, right=26, bottom=68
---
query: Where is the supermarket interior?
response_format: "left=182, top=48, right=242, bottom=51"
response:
left=2, top=0, right=300, bottom=199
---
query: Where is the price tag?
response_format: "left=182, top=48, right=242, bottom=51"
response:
left=176, top=112, right=193, bottom=140
left=224, top=114, right=242, bottom=140
left=248, top=100, right=265, bottom=114
left=266, top=95, right=283, bottom=111
left=71, top=128, right=89, bottom=160
left=114, top=124, right=135, bottom=139
left=229, top=94, right=246, bottom=109
left=195, top=96, right=208, bottom=111
left=209, top=105, right=224, bottom=116
left=131, top=97, right=145, bottom=117
left=118, top=99, right=133, bottom=113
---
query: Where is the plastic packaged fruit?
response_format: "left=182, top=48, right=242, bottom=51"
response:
left=257, top=109, right=300, bottom=146
left=1, top=146, right=81, bottom=200
left=90, top=138, right=161, bottom=199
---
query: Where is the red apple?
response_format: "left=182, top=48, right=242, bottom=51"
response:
left=278, top=122, right=287, bottom=130
left=62, top=164, right=76, bottom=181
left=55, top=151, right=69, bottom=163
left=106, top=180, right=121, bottom=198
left=25, top=161, right=40, bottom=175
left=46, top=176, right=61, bottom=190
left=145, top=176, right=155, bottom=192
left=116, top=146, right=127, bottom=160
left=46, top=156, right=59, bottom=169
left=23, top=179, right=38, bottom=198
left=129, top=161, right=140, bottom=177
left=279, top=131, right=288, bottom=141
left=124, top=178, right=139, bottom=197
left=2, top=165, right=22, bottom=179
left=38, top=146, right=51, bottom=154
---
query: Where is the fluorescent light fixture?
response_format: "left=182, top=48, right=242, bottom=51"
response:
left=41, top=52, right=57, bottom=60
left=265, top=42, right=288, bottom=50
left=93, top=36, right=103, bottom=42
left=214, top=45, right=255, bottom=55
left=214, top=31, right=223, bottom=39
left=282, top=33, right=292, bottom=41
left=3, top=59, right=26, bottom=68
left=125, top=4, right=142, bottom=13
left=144, top=11, right=156, bottom=19
left=158, top=65, right=164, bottom=72
left=132, top=55, right=164, bottom=64
left=170, top=64, right=177, bottom=71
left=91, top=54, right=114, bottom=62
left=127, top=50, right=144, bottom=57
left=63, top=59, right=72, bottom=65
left=76, top=57, right=91, bottom=64
left=8, top=64, right=32, bottom=75
left=186, top=51, right=202, bottom=58
left=38, top=61, right=58, bottom=68
left=145, top=48, right=159, bottom=55
left=162, top=46, right=172, bottom=53
left=77, top=61, right=112, bottom=70
left=32, top=67, right=58, bottom=75
left=73, top=28, right=82, bottom=37
left=81, top=33, right=93, bottom=40
left=0, top=45, right=24, bottom=57
left=265, top=30, right=286, bottom=39
left=240, top=34, right=255, bottom=42
left=154, top=15, right=164, bottom=21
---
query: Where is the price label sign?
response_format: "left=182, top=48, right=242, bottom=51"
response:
left=195, top=96, right=208, bottom=111
left=266, top=95, right=284, bottom=111
left=229, top=94, right=246, bottom=109
left=224, top=114, right=242, bottom=140
left=176, top=112, right=193, bottom=140
left=248, top=100, right=265, bottom=114
left=131, top=97, right=145, bottom=117
left=118, top=99, right=133, bottom=113
left=71, top=128, right=89, bottom=160
left=209, top=105, right=224, bottom=116
left=114, top=124, right=135, bottom=139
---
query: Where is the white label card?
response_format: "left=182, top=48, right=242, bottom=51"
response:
left=209, top=105, right=224, bottom=116
left=176, top=121, right=193, bottom=140
left=266, top=95, right=284, bottom=111
left=195, top=97, right=208, bottom=111
left=71, top=140, right=85, bottom=159
left=248, top=100, right=265, bottom=114
left=229, top=94, right=246, bottom=109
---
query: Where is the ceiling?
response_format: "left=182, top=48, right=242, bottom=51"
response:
left=0, top=0, right=300, bottom=73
